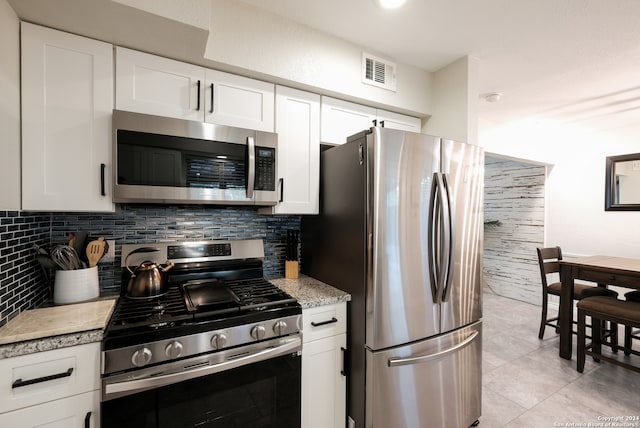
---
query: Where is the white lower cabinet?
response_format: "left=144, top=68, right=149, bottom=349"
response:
left=0, top=390, right=99, bottom=428
left=0, top=343, right=101, bottom=427
left=301, top=303, right=347, bottom=428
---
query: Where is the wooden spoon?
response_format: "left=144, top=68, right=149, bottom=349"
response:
left=86, top=237, right=106, bottom=268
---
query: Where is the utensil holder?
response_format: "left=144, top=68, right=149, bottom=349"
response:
left=285, top=261, right=299, bottom=279
left=53, top=266, right=99, bottom=305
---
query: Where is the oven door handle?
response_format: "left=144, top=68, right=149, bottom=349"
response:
left=103, top=336, right=300, bottom=398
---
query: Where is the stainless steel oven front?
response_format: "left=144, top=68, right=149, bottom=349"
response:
left=113, top=110, right=278, bottom=206
left=101, top=335, right=301, bottom=428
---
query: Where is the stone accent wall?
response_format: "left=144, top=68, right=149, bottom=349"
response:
left=483, top=157, right=545, bottom=305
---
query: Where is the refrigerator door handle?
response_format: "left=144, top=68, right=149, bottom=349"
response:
left=428, top=172, right=440, bottom=301
left=387, top=330, right=479, bottom=367
left=440, top=173, right=454, bottom=302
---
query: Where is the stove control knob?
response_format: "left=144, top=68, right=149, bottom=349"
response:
left=210, top=333, right=228, bottom=350
left=273, top=320, right=288, bottom=336
left=250, top=325, right=266, bottom=340
left=165, top=341, right=184, bottom=359
left=132, top=347, right=152, bottom=367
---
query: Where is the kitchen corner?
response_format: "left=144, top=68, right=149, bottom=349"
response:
left=0, top=276, right=349, bottom=360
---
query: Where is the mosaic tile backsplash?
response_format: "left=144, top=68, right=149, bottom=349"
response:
left=0, top=211, right=51, bottom=327
left=0, top=206, right=301, bottom=327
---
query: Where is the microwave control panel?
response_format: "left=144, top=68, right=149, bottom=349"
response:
left=255, top=147, right=276, bottom=191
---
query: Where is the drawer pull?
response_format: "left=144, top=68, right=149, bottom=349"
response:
left=311, top=317, right=338, bottom=327
left=12, top=367, right=74, bottom=388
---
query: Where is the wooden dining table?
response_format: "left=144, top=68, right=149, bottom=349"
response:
left=559, top=255, right=640, bottom=360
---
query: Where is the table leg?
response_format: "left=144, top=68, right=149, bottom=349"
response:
left=559, top=264, right=574, bottom=359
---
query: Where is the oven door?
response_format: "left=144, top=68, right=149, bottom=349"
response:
left=102, top=336, right=301, bottom=428
left=113, top=110, right=278, bottom=206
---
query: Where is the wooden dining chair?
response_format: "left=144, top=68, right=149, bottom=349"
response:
left=624, top=290, right=640, bottom=355
left=537, top=246, right=619, bottom=340
left=577, top=296, right=640, bottom=374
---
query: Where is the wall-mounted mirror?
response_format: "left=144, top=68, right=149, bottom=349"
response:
left=605, top=153, right=640, bottom=211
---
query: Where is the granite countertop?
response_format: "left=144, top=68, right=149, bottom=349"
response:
left=270, top=275, right=351, bottom=308
left=0, top=276, right=346, bottom=359
left=0, top=299, right=116, bottom=359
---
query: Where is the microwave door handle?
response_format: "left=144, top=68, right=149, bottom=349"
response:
left=246, top=136, right=255, bottom=199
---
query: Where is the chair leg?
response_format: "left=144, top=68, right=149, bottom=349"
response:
left=592, top=316, right=602, bottom=363
left=539, top=294, right=548, bottom=339
left=577, top=309, right=586, bottom=373
left=609, top=321, right=618, bottom=353
left=625, top=325, right=632, bottom=356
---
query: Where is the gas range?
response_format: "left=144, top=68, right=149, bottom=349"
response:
left=101, top=239, right=301, bottom=379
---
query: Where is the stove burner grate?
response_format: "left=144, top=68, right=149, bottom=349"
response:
left=108, top=287, right=192, bottom=331
left=227, top=278, right=297, bottom=310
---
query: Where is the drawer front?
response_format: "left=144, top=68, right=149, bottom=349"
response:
left=0, top=390, right=99, bottom=427
left=0, top=342, right=100, bottom=414
left=576, top=268, right=640, bottom=288
left=302, top=303, right=347, bottom=343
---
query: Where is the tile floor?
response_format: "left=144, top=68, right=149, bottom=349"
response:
left=481, top=289, right=640, bottom=428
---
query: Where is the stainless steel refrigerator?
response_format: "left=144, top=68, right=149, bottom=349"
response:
left=302, top=126, right=484, bottom=428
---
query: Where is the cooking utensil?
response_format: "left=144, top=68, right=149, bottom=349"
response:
left=51, top=245, right=82, bottom=270
left=73, top=231, right=88, bottom=266
left=124, top=247, right=174, bottom=299
left=86, top=237, right=106, bottom=267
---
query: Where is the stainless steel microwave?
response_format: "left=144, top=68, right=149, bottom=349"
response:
left=113, top=110, right=278, bottom=206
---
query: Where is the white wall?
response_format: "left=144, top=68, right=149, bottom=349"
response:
left=479, top=121, right=640, bottom=259
left=0, top=0, right=20, bottom=210
left=424, top=56, right=480, bottom=145
left=205, top=0, right=433, bottom=117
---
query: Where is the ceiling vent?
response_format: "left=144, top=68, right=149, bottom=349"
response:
left=362, top=52, right=396, bottom=92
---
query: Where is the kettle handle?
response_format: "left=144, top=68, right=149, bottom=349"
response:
left=124, top=247, right=161, bottom=275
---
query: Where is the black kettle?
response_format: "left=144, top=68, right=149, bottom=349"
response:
left=124, top=247, right=174, bottom=299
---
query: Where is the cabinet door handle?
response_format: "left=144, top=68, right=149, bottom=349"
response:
left=380, top=120, right=385, bottom=127
left=210, top=83, right=214, bottom=113
left=279, top=178, right=284, bottom=202
left=100, top=163, right=106, bottom=196
left=310, top=317, right=338, bottom=327
left=372, top=119, right=377, bottom=126
left=85, top=411, right=92, bottom=428
left=12, top=367, right=74, bottom=388
left=340, top=346, right=348, bottom=377
left=196, top=80, right=201, bottom=111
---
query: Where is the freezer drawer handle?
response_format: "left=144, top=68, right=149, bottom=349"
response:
left=387, top=330, right=479, bottom=368
left=12, top=367, right=74, bottom=388
left=310, top=317, right=338, bottom=327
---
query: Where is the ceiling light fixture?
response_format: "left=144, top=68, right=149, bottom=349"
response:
left=375, top=0, right=407, bottom=10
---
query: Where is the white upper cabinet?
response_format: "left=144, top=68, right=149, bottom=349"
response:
left=21, top=23, right=114, bottom=212
left=260, top=86, right=320, bottom=215
left=115, top=47, right=203, bottom=122
left=320, top=96, right=421, bottom=145
left=376, top=109, right=422, bottom=132
left=205, top=70, right=275, bottom=132
left=116, top=48, right=275, bottom=131
left=320, top=97, right=376, bottom=145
